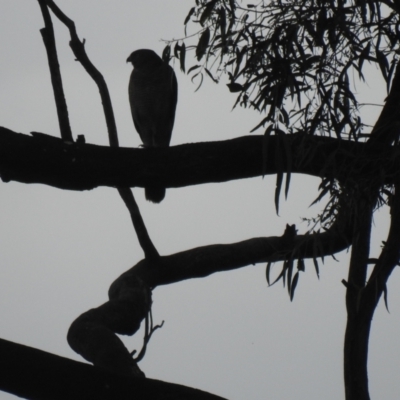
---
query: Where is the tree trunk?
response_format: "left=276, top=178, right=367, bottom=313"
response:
left=343, top=194, right=375, bottom=400
left=343, top=307, right=373, bottom=400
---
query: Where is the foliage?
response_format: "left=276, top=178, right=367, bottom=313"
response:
left=171, top=0, right=399, bottom=141
left=164, top=0, right=400, bottom=300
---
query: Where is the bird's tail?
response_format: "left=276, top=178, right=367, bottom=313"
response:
left=145, top=186, right=166, bottom=203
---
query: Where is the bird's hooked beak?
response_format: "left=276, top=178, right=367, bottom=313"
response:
left=126, top=54, right=132, bottom=64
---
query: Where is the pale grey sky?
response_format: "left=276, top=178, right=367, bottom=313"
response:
left=0, top=2, right=398, bottom=399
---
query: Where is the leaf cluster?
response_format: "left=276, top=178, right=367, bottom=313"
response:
left=162, top=0, right=400, bottom=299
left=265, top=224, right=325, bottom=301
left=173, top=0, right=400, bottom=140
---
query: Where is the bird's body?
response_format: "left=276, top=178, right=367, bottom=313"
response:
left=127, top=49, right=177, bottom=203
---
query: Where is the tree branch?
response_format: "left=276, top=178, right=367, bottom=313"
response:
left=45, top=0, right=118, bottom=146
left=43, top=1, right=158, bottom=259
left=2, top=127, right=398, bottom=191
left=0, top=338, right=227, bottom=400
left=110, top=220, right=352, bottom=289
left=365, top=180, right=400, bottom=298
left=37, top=0, right=73, bottom=142
left=66, top=218, right=350, bottom=380
left=117, top=188, right=160, bottom=260
left=369, top=61, right=400, bottom=146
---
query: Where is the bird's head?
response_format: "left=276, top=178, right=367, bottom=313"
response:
left=126, top=49, right=163, bottom=70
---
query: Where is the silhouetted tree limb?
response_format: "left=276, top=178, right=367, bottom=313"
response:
left=341, top=180, right=400, bottom=398
left=37, top=0, right=73, bottom=142
left=118, top=187, right=160, bottom=259
left=110, top=219, right=352, bottom=290
left=343, top=188, right=377, bottom=399
left=0, top=338, right=227, bottom=400
left=37, top=0, right=158, bottom=261
left=45, top=0, right=118, bottom=147
left=366, top=181, right=400, bottom=291
left=65, top=217, right=351, bottom=384
left=67, top=275, right=152, bottom=378
left=1, top=127, right=398, bottom=191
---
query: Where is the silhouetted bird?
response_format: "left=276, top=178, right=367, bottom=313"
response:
left=127, top=49, right=178, bottom=203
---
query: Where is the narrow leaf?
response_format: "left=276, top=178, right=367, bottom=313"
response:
left=187, top=65, right=201, bottom=74
left=162, top=45, right=171, bottom=62
left=358, top=42, right=371, bottom=75
left=270, top=266, right=286, bottom=287
left=290, top=272, right=300, bottom=301
left=179, top=42, right=186, bottom=73
left=184, top=7, right=196, bottom=25
left=281, top=132, right=292, bottom=199
left=174, top=42, right=181, bottom=59
left=200, top=0, right=218, bottom=26
left=297, top=259, right=305, bottom=272
left=205, top=67, right=218, bottom=83
left=287, top=258, right=294, bottom=295
left=262, top=125, right=273, bottom=175
left=219, top=7, right=226, bottom=47
left=227, top=82, right=243, bottom=92
left=376, top=50, right=389, bottom=82
left=383, top=283, right=390, bottom=313
left=196, top=28, right=210, bottom=61
left=274, top=131, right=284, bottom=215
left=275, top=174, right=283, bottom=215
left=266, top=262, right=272, bottom=285
left=313, top=257, right=320, bottom=279
left=194, top=72, right=204, bottom=92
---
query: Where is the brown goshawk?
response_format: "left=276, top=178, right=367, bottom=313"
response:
left=127, top=49, right=178, bottom=203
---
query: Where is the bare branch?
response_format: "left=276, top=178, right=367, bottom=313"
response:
left=365, top=180, right=400, bottom=293
left=45, top=0, right=118, bottom=147
left=44, top=1, right=158, bottom=259
left=118, top=187, right=159, bottom=260
left=37, top=0, right=73, bottom=142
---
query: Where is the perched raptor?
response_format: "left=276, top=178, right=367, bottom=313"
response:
left=127, top=49, right=178, bottom=203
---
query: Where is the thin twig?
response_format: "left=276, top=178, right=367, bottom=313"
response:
left=131, top=308, right=164, bottom=362
left=37, top=0, right=73, bottom=142
left=118, top=187, right=159, bottom=259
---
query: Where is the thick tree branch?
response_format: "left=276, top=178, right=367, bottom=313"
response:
left=343, top=192, right=376, bottom=400
left=0, top=338, right=227, bottom=400
left=110, top=220, right=352, bottom=289
left=1, top=127, right=398, bottom=191
left=66, top=219, right=350, bottom=381
left=67, top=218, right=347, bottom=381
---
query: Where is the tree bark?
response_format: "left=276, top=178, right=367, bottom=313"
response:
left=0, top=338, right=228, bottom=400
left=343, top=193, right=374, bottom=400
left=343, top=303, right=373, bottom=400
left=1, top=127, right=396, bottom=191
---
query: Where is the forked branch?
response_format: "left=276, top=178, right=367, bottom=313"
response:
left=42, top=0, right=158, bottom=260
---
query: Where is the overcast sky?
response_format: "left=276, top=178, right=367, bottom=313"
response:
left=0, top=2, right=399, bottom=399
